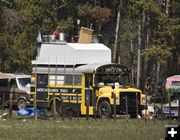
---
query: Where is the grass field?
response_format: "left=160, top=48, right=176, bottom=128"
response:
left=0, top=116, right=178, bottom=140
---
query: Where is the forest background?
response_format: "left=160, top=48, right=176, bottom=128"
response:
left=0, top=0, right=179, bottom=91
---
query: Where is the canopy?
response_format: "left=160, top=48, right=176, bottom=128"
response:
left=165, top=75, right=180, bottom=93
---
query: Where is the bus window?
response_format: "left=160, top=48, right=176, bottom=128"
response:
left=49, top=75, right=56, bottom=85
left=65, top=75, right=73, bottom=85
left=57, top=75, right=64, bottom=85
left=49, top=75, right=64, bottom=85
left=0, top=79, right=8, bottom=87
left=74, top=75, right=82, bottom=86
left=118, top=74, right=130, bottom=85
left=65, top=75, right=82, bottom=86
left=37, top=74, right=48, bottom=88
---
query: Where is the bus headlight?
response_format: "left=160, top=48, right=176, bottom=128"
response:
left=142, top=97, right=146, bottom=104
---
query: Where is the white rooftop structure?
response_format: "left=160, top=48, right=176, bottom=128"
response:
left=32, top=42, right=111, bottom=65
left=0, top=72, right=30, bottom=79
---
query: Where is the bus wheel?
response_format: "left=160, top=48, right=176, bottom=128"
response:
left=98, top=101, right=112, bottom=118
left=17, top=99, right=26, bottom=110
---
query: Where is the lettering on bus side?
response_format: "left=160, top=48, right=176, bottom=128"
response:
left=37, top=88, right=48, bottom=92
left=59, top=89, right=68, bottom=93
left=36, top=88, right=81, bottom=94
left=61, top=96, right=82, bottom=101
left=96, top=66, right=125, bottom=74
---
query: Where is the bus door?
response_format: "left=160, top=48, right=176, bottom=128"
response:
left=36, top=74, right=48, bottom=106
left=84, top=73, right=96, bottom=115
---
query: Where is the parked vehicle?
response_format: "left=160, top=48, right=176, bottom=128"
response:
left=163, top=75, right=180, bottom=117
left=0, top=72, right=31, bottom=110
left=30, top=30, right=145, bottom=118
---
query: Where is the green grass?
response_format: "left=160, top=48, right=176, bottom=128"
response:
left=0, top=117, right=178, bottom=140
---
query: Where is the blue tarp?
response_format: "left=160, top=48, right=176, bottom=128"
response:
left=17, top=108, right=44, bottom=117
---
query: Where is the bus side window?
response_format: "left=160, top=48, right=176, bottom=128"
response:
left=0, top=79, right=8, bottom=87
left=74, top=75, right=82, bottom=86
left=37, top=74, right=48, bottom=88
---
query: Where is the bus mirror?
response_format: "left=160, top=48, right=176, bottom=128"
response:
left=112, top=85, right=115, bottom=89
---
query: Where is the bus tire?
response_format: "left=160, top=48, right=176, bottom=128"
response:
left=17, top=99, right=26, bottom=110
left=98, top=100, right=112, bottom=118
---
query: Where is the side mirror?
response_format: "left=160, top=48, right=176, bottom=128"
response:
left=112, top=85, right=115, bottom=89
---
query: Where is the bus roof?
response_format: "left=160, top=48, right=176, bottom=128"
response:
left=75, top=63, right=129, bottom=73
left=32, top=64, right=130, bottom=74
left=74, top=63, right=109, bottom=73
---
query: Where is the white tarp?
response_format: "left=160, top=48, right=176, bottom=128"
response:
left=32, top=42, right=111, bottom=65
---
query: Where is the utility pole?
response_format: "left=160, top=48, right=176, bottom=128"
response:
left=137, top=18, right=141, bottom=88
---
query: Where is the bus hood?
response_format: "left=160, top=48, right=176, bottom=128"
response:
left=99, top=86, right=141, bottom=93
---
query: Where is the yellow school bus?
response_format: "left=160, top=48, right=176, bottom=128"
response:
left=30, top=63, right=145, bottom=118
left=30, top=32, right=145, bottom=118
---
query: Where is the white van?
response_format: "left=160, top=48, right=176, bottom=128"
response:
left=0, top=72, right=31, bottom=110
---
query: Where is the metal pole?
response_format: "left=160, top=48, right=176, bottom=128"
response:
left=68, top=96, right=72, bottom=120
left=144, top=78, right=149, bottom=122
left=34, top=95, right=37, bottom=120
left=113, top=93, right=116, bottom=119
left=44, top=96, right=47, bottom=120
left=9, top=93, right=13, bottom=118
left=168, top=92, right=171, bottom=120
left=76, top=91, right=79, bottom=119
left=136, top=93, right=139, bottom=118
left=86, top=95, right=89, bottom=120
left=93, top=91, right=97, bottom=120
left=60, top=93, right=64, bottom=120
left=53, top=93, right=56, bottom=120
left=125, top=95, right=128, bottom=119
left=160, top=95, right=163, bottom=120
left=2, top=92, right=5, bottom=115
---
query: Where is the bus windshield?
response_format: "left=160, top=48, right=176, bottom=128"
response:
left=95, top=74, right=130, bottom=86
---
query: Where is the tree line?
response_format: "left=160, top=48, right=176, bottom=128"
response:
left=0, top=0, right=179, bottom=91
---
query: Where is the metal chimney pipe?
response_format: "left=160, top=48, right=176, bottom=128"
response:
left=59, top=32, right=65, bottom=41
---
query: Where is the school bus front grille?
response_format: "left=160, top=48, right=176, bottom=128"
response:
left=119, top=92, right=140, bottom=113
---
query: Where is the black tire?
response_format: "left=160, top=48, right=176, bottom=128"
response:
left=130, top=113, right=137, bottom=119
left=17, top=99, right=26, bottom=110
left=98, top=100, right=112, bottom=118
